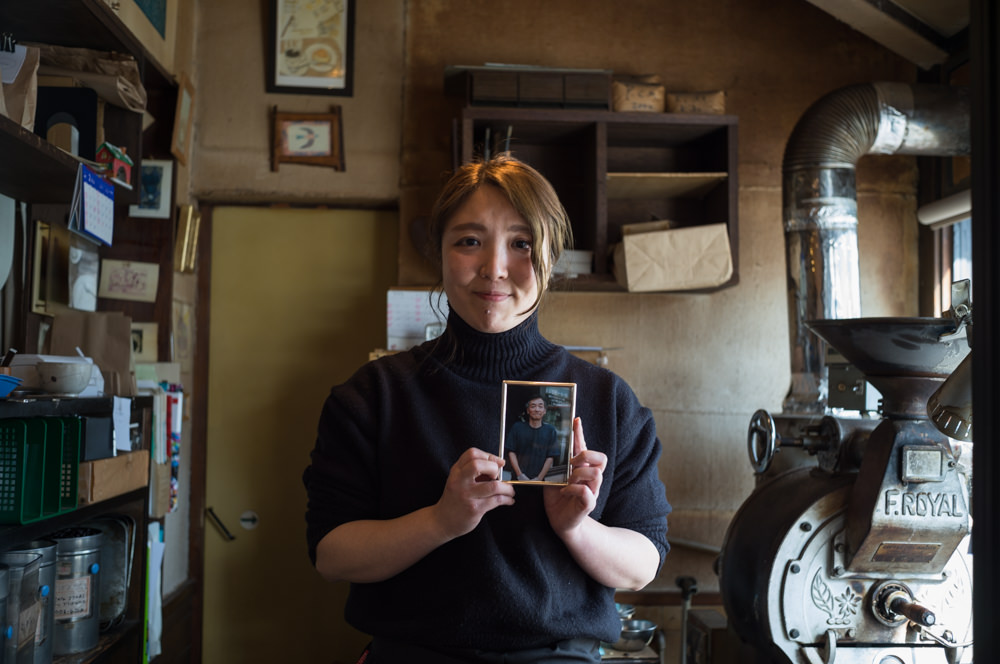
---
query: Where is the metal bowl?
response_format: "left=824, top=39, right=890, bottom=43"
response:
left=615, top=602, right=635, bottom=619
left=611, top=619, right=657, bottom=652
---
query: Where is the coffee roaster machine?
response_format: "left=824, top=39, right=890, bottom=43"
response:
left=711, top=82, right=975, bottom=664
left=717, top=310, right=974, bottom=664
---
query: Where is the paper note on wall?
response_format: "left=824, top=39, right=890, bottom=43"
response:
left=98, top=259, right=160, bottom=302
left=386, top=289, right=448, bottom=350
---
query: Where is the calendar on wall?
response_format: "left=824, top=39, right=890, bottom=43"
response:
left=69, top=164, right=115, bottom=246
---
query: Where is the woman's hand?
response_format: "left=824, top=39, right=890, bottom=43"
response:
left=432, top=448, right=515, bottom=539
left=542, top=417, right=660, bottom=590
left=543, top=417, right=605, bottom=533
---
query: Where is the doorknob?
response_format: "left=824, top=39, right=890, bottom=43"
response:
left=206, top=506, right=237, bottom=541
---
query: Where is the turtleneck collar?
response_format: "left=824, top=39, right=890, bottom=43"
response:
left=425, top=308, right=561, bottom=383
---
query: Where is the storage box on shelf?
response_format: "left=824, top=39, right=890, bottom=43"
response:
left=0, top=416, right=80, bottom=525
left=457, top=106, right=739, bottom=292
left=445, top=65, right=612, bottom=109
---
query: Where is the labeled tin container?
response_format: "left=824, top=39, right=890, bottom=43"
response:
left=8, top=540, right=56, bottom=664
left=0, top=551, right=42, bottom=664
left=1, top=565, right=8, bottom=664
left=49, top=528, right=103, bottom=656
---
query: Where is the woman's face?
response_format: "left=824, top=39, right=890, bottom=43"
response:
left=441, top=184, right=539, bottom=334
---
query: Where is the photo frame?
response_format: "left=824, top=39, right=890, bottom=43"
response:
left=174, top=205, right=201, bottom=273
left=131, top=322, right=159, bottom=363
left=171, top=72, right=195, bottom=165
left=129, top=159, right=174, bottom=219
left=267, top=0, right=355, bottom=96
left=271, top=106, right=345, bottom=171
left=499, top=381, right=577, bottom=485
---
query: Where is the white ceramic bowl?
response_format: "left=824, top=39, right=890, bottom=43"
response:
left=36, top=362, right=92, bottom=396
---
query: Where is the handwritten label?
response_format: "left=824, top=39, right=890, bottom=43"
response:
left=55, top=576, right=92, bottom=620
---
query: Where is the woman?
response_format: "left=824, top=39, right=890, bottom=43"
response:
left=303, top=155, right=671, bottom=663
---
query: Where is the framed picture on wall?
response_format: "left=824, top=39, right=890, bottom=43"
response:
left=171, top=73, right=195, bottom=166
left=271, top=106, right=345, bottom=171
left=267, top=0, right=355, bottom=96
left=129, top=159, right=174, bottom=219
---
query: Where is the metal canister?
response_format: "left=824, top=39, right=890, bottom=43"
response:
left=0, top=552, right=42, bottom=664
left=7, top=541, right=56, bottom=664
left=1, top=565, right=8, bottom=664
left=49, top=528, right=103, bottom=656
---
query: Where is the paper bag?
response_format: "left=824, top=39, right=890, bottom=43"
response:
left=30, top=43, right=146, bottom=112
left=49, top=311, right=137, bottom=396
left=665, top=90, right=726, bottom=115
left=613, top=223, right=733, bottom=292
left=612, top=79, right=665, bottom=113
left=0, top=45, right=40, bottom=130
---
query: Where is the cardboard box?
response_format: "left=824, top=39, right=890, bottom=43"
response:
left=149, top=460, right=171, bottom=518
left=78, top=449, right=149, bottom=505
left=613, top=222, right=733, bottom=292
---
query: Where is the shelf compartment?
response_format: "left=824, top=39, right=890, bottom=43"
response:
left=455, top=106, right=738, bottom=290
left=607, top=172, right=728, bottom=199
left=0, top=115, right=80, bottom=203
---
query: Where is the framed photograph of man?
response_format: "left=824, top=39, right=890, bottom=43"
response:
left=499, top=380, right=576, bottom=485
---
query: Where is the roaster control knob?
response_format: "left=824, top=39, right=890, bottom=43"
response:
left=747, top=409, right=777, bottom=474
left=872, top=581, right=936, bottom=628
left=889, top=594, right=936, bottom=627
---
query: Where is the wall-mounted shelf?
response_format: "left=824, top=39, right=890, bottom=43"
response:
left=458, top=107, right=739, bottom=290
left=0, top=114, right=80, bottom=203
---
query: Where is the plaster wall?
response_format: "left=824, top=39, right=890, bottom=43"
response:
left=398, top=0, right=919, bottom=593
left=191, top=0, right=405, bottom=205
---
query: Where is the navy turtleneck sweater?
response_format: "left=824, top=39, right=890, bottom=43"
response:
left=303, top=310, right=671, bottom=651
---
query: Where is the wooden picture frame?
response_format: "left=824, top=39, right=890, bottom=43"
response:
left=113, top=0, right=179, bottom=75
left=267, top=0, right=354, bottom=96
left=131, top=322, right=160, bottom=363
left=499, top=381, right=577, bottom=485
left=171, top=72, right=195, bottom=165
left=174, top=205, right=201, bottom=273
left=129, top=159, right=174, bottom=219
left=271, top=106, right=345, bottom=171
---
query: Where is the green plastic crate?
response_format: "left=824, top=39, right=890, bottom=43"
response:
left=58, top=417, right=81, bottom=513
left=0, top=418, right=48, bottom=524
left=41, top=417, right=64, bottom=518
left=0, top=417, right=81, bottom=524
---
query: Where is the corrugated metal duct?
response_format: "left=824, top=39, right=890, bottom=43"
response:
left=781, top=82, right=970, bottom=412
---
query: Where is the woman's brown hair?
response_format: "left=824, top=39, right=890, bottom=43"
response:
left=426, top=154, right=573, bottom=313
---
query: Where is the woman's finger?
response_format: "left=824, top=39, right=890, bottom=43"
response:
left=573, top=417, right=586, bottom=455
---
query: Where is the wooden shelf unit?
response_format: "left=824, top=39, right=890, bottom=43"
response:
left=459, top=107, right=739, bottom=290
left=0, top=1, right=181, bottom=660
left=0, top=396, right=153, bottom=664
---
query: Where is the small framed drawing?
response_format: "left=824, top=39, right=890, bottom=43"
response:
left=129, top=159, right=174, bottom=219
left=267, top=0, right=354, bottom=96
left=499, top=380, right=576, bottom=485
left=131, top=322, right=159, bottom=363
left=171, top=72, right=195, bottom=165
left=271, top=106, right=345, bottom=171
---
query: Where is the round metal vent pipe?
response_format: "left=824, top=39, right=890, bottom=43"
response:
left=782, top=82, right=970, bottom=413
